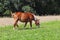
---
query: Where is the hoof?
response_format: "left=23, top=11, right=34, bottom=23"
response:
left=38, top=26, right=40, bottom=28
left=13, top=27, right=18, bottom=30
left=30, top=27, right=32, bottom=29
left=13, top=28, right=16, bottom=30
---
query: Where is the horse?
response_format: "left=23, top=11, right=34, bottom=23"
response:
left=11, top=12, right=40, bottom=29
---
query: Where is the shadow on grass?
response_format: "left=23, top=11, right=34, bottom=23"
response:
left=18, top=26, right=40, bottom=30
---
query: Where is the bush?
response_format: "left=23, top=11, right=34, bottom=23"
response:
left=22, top=5, right=36, bottom=14
left=4, top=10, right=11, bottom=16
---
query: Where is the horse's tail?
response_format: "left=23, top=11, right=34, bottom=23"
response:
left=11, top=12, right=16, bottom=17
left=12, top=13, right=15, bottom=17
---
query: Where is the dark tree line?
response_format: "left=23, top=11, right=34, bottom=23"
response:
left=0, top=0, right=60, bottom=17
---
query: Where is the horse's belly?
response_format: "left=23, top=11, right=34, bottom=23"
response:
left=19, top=18, right=28, bottom=22
left=19, top=18, right=30, bottom=22
left=18, top=19, right=28, bottom=22
left=18, top=13, right=33, bottom=22
left=20, top=20, right=27, bottom=22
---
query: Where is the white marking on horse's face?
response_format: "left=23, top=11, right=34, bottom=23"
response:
left=35, top=18, right=37, bottom=20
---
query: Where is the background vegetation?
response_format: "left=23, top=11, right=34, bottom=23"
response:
left=0, top=0, right=60, bottom=16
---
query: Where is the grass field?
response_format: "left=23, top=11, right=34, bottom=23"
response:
left=0, top=21, right=60, bottom=40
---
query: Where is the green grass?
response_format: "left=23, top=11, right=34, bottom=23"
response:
left=0, top=21, right=60, bottom=40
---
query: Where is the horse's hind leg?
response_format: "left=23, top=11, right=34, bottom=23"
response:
left=13, top=19, right=18, bottom=30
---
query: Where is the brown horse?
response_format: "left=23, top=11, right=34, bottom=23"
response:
left=12, top=12, right=40, bottom=29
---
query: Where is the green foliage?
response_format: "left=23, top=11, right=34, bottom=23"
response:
left=4, top=0, right=10, bottom=10
left=0, top=3, right=4, bottom=12
left=0, top=0, right=60, bottom=16
left=4, top=10, right=10, bottom=15
left=22, top=5, right=31, bottom=12
left=22, top=5, right=36, bottom=13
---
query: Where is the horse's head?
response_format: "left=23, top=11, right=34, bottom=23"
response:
left=35, top=19, right=40, bottom=28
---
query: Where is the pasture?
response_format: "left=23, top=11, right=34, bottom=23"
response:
left=0, top=21, right=60, bottom=40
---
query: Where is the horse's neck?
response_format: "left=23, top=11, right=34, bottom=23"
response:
left=33, top=14, right=38, bottom=21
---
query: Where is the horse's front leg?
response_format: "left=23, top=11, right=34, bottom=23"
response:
left=30, top=21, right=32, bottom=28
left=24, top=22, right=28, bottom=28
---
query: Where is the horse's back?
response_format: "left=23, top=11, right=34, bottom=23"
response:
left=26, top=12, right=34, bottom=20
left=21, top=12, right=34, bottom=22
left=13, top=12, right=35, bottom=22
